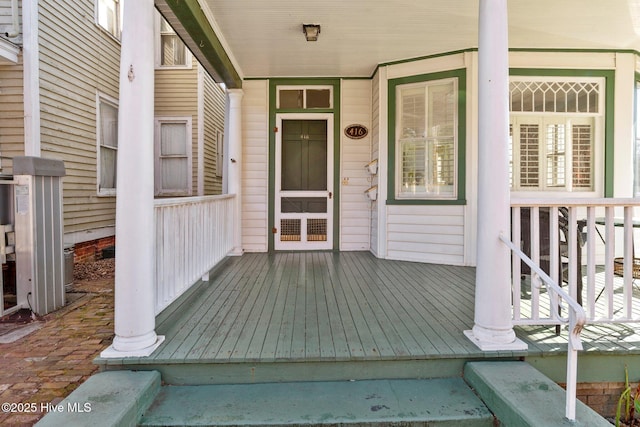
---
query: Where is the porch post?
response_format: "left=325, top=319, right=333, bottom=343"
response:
left=101, top=0, right=164, bottom=358
left=227, top=89, right=244, bottom=256
left=464, top=0, right=526, bottom=351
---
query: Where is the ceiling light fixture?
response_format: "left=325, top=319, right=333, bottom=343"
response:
left=302, top=24, right=321, bottom=42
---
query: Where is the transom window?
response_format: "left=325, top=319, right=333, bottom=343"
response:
left=96, top=0, right=123, bottom=40
left=395, top=78, right=457, bottom=199
left=277, top=86, right=332, bottom=109
left=509, top=77, right=603, bottom=193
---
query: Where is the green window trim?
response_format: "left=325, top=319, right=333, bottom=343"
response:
left=387, top=69, right=467, bottom=205
left=268, top=79, right=341, bottom=252
left=510, top=68, right=615, bottom=197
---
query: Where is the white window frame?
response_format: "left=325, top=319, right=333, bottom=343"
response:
left=154, top=117, right=193, bottom=196
left=95, top=0, right=123, bottom=41
left=216, top=130, right=224, bottom=178
left=154, top=12, right=192, bottom=69
left=96, top=93, right=119, bottom=196
left=509, top=76, right=605, bottom=198
left=635, top=80, right=640, bottom=197
left=395, top=78, right=458, bottom=200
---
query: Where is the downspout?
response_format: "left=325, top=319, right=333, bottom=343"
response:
left=6, top=0, right=20, bottom=38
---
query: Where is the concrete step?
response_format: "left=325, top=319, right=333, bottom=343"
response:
left=139, top=377, right=494, bottom=426
left=464, top=361, right=611, bottom=427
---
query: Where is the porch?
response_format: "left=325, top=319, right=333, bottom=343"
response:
left=96, top=251, right=640, bottom=385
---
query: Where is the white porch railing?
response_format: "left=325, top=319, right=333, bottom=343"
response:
left=508, top=198, right=640, bottom=421
left=154, top=194, right=235, bottom=314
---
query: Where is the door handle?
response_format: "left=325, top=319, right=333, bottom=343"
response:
left=329, top=192, right=332, bottom=199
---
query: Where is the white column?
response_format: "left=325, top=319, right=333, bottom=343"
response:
left=101, top=0, right=164, bottom=358
left=464, top=0, right=526, bottom=351
left=22, top=0, right=41, bottom=156
left=227, top=89, right=244, bottom=255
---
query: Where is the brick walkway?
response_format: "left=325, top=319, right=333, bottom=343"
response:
left=0, top=279, right=114, bottom=426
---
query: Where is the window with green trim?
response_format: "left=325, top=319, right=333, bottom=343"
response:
left=509, top=77, right=603, bottom=193
left=395, top=78, right=458, bottom=199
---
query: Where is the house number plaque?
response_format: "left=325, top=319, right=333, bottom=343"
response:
left=344, top=124, right=368, bottom=140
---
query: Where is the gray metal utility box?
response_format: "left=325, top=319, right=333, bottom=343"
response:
left=13, top=156, right=66, bottom=315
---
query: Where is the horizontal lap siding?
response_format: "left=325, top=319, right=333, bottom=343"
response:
left=387, top=205, right=465, bottom=265
left=0, top=56, right=25, bottom=174
left=203, top=70, right=225, bottom=195
left=370, top=71, right=380, bottom=254
left=155, top=67, right=199, bottom=195
left=341, top=80, right=372, bottom=250
left=241, top=80, right=269, bottom=252
left=38, top=0, right=119, bottom=235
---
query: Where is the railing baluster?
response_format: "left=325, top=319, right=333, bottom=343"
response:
left=604, top=206, right=615, bottom=318
left=549, top=206, right=560, bottom=321
left=512, top=207, right=522, bottom=321
left=153, top=194, right=236, bottom=314
left=586, top=207, right=596, bottom=320
left=531, top=206, right=540, bottom=320
left=624, top=207, right=634, bottom=320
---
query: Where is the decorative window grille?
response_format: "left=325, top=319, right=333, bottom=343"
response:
left=307, top=219, right=327, bottom=241
left=510, top=78, right=601, bottom=192
left=280, top=219, right=301, bottom=241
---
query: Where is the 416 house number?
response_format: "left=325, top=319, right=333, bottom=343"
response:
left=344, top=124, right=368, bottom=140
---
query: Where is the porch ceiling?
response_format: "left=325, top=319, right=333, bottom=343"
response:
left=159, top=0, right=640, bottom=83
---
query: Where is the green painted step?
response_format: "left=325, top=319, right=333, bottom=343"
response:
left=464, top=361, right=611, bottom=427
left=139, top=377, right=495, bottom=426
left=36, top=370, right=160, bottom=427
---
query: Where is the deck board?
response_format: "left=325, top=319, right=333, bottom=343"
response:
left=146, top=251, right=640, bottom=367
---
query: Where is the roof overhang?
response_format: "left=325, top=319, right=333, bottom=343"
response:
left=155, top=0, right=243, bottom=88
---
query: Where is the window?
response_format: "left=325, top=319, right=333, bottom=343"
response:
left=157, top=14, right=190, bottom=68
left=216, top=130, right=224, bottom=178
left=96, top=0, right=122, bottom=39
left=155, top=118, right=192, bottom=196
left=509, top=78, right=602, bottom=193
left=394, top=78, right=457, bottom=199
left=277, top=86, right=332, bottom=109
left=97, top=95, right=118, bottom=195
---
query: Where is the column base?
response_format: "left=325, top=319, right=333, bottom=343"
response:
left=100, top=335, right=165, bottom=358
left=464, top=329, right=528, bottom=352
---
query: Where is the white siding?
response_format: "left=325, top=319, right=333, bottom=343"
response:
left=241, top=80, right=269, bottom=252
left=387, top=205, right=465, bottom=265
left=203, top=69, right=225, bottom=195
left=340, top=80, right=372, bottom=251
left=369, top=71, right=380, bottom=254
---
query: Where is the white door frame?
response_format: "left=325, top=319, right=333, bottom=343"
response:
left=275, top=113, right=334, bottom=250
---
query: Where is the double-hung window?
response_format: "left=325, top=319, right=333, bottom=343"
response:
left=509, top=78, right=603, bottom=194
left=96, top=0, right=123, bottom=39
left=155, top=118, right=192, bottom=196
left=394, top=77, right=458, bottom=200
left=156, top=14, right=191, bottom=68
left=97, top=94, right=118, bottom=195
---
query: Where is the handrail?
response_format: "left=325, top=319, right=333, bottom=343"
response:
left=500, top=232, right=585, bottom=421
left=500, top=233, right=586, bottom=347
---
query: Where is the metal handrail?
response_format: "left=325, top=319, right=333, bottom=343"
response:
left=500, top=232, right=586, bottom=421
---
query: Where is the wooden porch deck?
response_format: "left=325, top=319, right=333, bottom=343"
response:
left=97, top=251, right=640, bottom=384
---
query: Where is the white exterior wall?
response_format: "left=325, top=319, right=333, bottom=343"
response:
left=369, top=71, right=380, bottom=255
left=340, top=79, right=372, bottom=251
left=241, top=79, right=269, bottom=252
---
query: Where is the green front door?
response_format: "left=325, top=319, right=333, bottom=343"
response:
left=275, top=115, right=333, bottom=250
